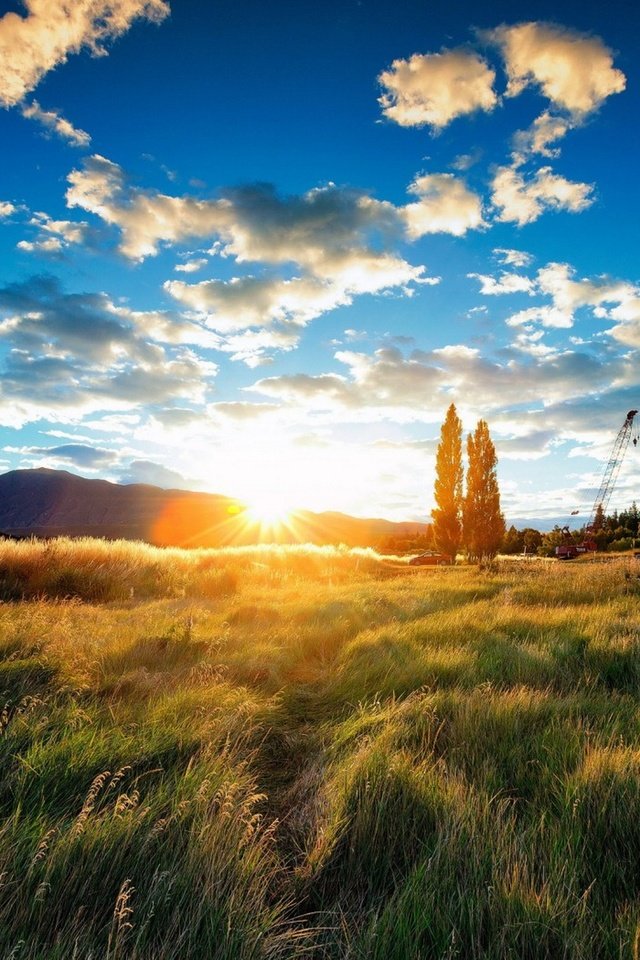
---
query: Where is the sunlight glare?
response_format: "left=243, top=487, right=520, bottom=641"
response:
left=245, top=491, right=292, bottom=527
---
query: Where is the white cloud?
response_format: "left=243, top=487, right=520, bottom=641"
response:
left=17, top=211, right=89, bottom=254
left=504, top=261, right=640, bottom=336
left=403, top=173, right=485, bottom=237
left=607, top=300, right=640, bottom=347
left=488, top=21, right=626, bottom=117
left=344, top=329, right=368, bottom=342
left=512, top=110, right=572, bottom=160
left=165, top=275, right=349, bottom=332
left=493, top=248, right=533, bottom=268
left=0, top=0, right=169, bottom=107
left=17, top=236, right=64, bottom=254
left=250, top=341, right=622, bottom=422
left=491, top=163, right=593, bottom=225
left=0, top=201, right=16, bottom=219
left=174, top=257, right=208, bottom=273
left=378, top=48, right=497, bottom=130
left=21, top=100, right=91, bottom=147
left=468, top=272, right=534, bottom=295
left=164, top=255, right=426, bottom=365
left=66, top=154, right=228, bottom=260
left=68, top=156, right=475, bottom=362
left=67, top=156, right=401, bottom=262
left=67, top=156, right=485, bottom=260
left=0, top=275, right=218, bottom=427
left=505, top=304, right=575, bottom=330
left=219, top=326, right=303, bottom=367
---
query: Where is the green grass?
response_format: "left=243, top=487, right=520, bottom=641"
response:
left=1, top=539, right=640, bottom=957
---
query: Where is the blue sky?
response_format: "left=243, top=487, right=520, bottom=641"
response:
left=0, top=0, right=639, bottom=523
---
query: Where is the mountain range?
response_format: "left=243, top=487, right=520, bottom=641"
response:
left=0, top=469, right=429, bottom=548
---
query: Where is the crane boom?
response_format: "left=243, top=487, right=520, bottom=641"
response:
left=586, top=409, right=638, bottom=531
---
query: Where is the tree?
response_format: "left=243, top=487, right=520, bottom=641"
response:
left=431, top=403, right=463, bottom=561
left=462, top=419, right=505, bottom=562
left=538, top=525, right=576, bottom=557
left=502, top=524, right=523, bottom=555
left=522, top=527, right=542, bottom=554
left=592, top=503, right=606, bottom=531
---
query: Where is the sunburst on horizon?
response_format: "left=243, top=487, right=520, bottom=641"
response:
left=244, top=491, right=295, bottom=530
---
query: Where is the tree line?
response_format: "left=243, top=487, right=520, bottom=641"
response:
left=431, top=404, right=505, bottom=563
left=504, top=504, right=640, bottom=557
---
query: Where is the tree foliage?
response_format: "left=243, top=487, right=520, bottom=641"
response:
left=502, top=526, right=542, bottom=555
left=431, top=403, right=463, bottom=560
left=462, top=419, right=505, bottom=561
left=592, top=503, right=606, bottom=531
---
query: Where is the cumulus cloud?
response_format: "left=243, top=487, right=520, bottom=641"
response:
left=468, top=272, right=534, bottom=295
left=66, top=155, right=227, bottom=260
left=503, top=261, right=640, bottom=336
left=17, top=211, right=89, bottom=254
left=403, top=173, right=485, bottom=237
left=68, top=156, right=481, bottom=361
left=21, top=100, right=91, bottom=147
left=164, top=256, right=427, bottom=363
left=0, top=275, right=217, bottom=426
left=487, top=21, right=626, bottom=117
left=174, top=257, right=208, bottom=273
left=250, top=341, right=624, bottom=421
left=0, top=0, right=169, bottom=107
left=512, top=110, right=572, bottom=160
left=505, top=304, right=575, bottom=330
left=488, top=429, right=557, bottom=461
left=66, top=157, right=399, bottom=262
left=0, top=201, right=16, bottom=219
left=493, top=248, right=533, bottom=268
left=67, top=155, right=484, bottom=261
left=491, top=163, right=593, bottom=225
left=165, top=275, right=350, bottom=332
left=217, top=326, right=303, bottom=368
left=249, top=370, right=357, bottom=409
left=378, top=48, right=497, bottom=130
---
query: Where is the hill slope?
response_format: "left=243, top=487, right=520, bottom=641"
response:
left=0, top=468, right=428, bottom=547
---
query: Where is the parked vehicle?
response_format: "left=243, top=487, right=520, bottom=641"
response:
left=408, top=552, right=451, bottom=566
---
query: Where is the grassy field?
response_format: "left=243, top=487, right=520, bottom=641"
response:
left=1, top=538, right=640, bottom=958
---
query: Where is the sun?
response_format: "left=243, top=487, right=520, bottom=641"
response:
left=245, top=492, right=292, bottom=527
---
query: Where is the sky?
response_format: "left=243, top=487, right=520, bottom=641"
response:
left=0, top=0, right=639, bottom=525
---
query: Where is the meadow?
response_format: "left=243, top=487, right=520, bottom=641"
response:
left=1, top=538, right=640, bottom=958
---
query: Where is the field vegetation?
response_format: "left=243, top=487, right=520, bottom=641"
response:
left=1, top=538, right=640, bottom=958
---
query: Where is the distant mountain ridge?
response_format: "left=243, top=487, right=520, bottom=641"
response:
left=0, top=469, right=429, bottom=548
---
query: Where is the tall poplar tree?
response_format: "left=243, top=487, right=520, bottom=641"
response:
left=431, top=403, right=463, bottom=561
left=462, top=419, right=505, bottom=562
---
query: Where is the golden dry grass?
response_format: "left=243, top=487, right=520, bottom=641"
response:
left=1, top=539, right=640, bottom=958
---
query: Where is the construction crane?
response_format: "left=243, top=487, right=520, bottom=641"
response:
left=584, top=409, right=638, bottom=533
left=556, top=409, right=638, bottom=559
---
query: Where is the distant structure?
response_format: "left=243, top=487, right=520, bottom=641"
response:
left=556, top=409, right=638, bottom=559
left=585, top=410, right=638, bottom=533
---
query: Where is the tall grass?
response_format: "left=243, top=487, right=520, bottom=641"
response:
left=0, top=537, right=398, bottom=602
left=1, top=540, right=640, bottom=957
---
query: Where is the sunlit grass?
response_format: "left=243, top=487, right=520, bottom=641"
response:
left=1, top=540, right=640, bottom=957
